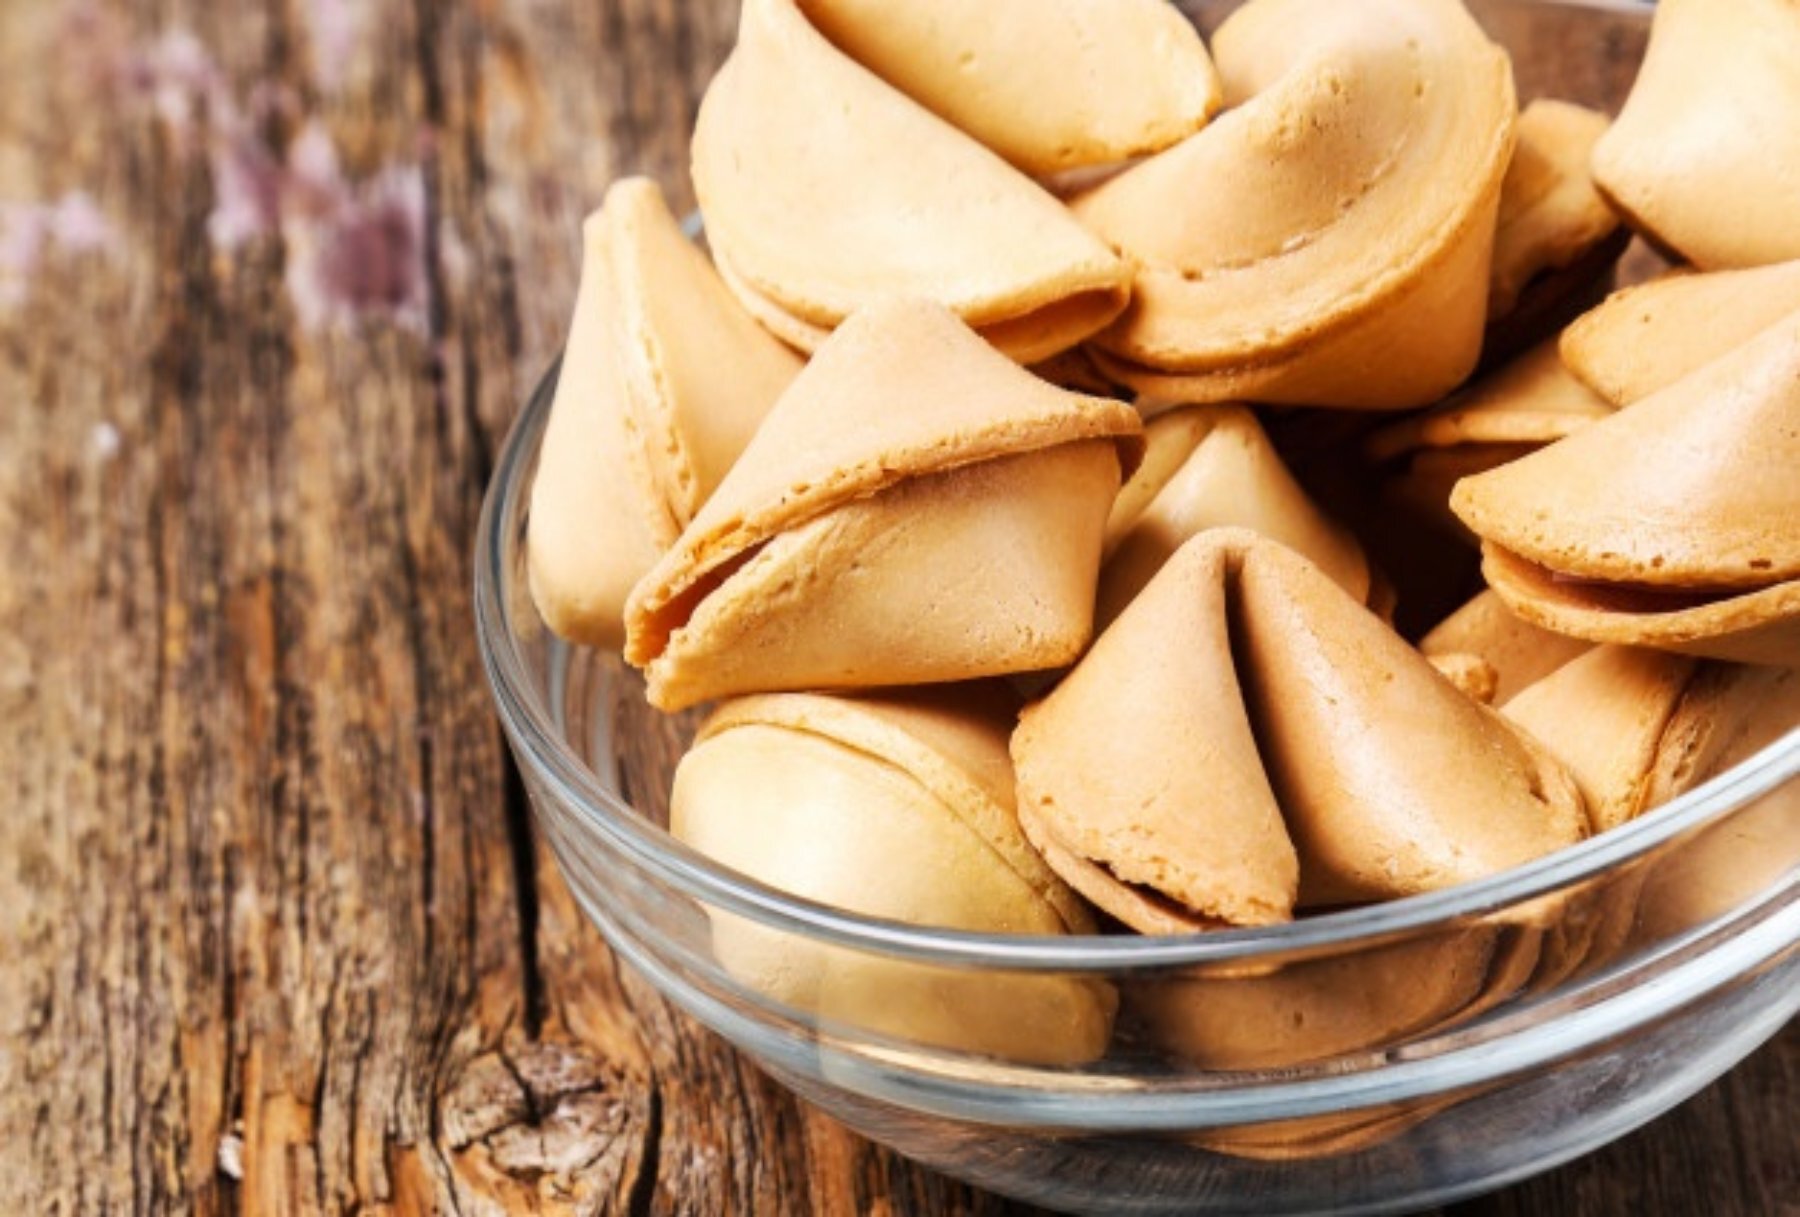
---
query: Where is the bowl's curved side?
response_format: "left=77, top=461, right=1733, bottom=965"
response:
left=469, top=1, right=1800, bottom=1211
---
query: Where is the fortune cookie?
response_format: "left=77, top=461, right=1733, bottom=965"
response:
left=1099, top=405, right=1370, bottom=627
left=1367, top=340, right=1614, bottom=536
left=1366, top=340, right=1612, bottom=462
left=1183, top=1091, right=1468, bottom=1162
left=527, top=178, right=802, bottom=649
left=1506, top=649, right=1799, bottom=835
left=1011, top=530, right=1586, bottom=934
left=798, top=0, right=1220, bottom=176
left=671, top=688, right=1115, bottom=1066
left=1453, top=311, right=1800, bottom=667
left=1487, top=100, right=1623, bottom=320
left=1420, top=589, right=1591, bottom=708
left=1070, top=0, right=1516, bottom=410
left=1560, top=260, right=1800, bottom=406
left=623, top=299, right=1143, bottom=711
left=1504, top=646, right=1703, bottom=834
left=1526, top=660, right=1800, bottom=984
left=691, top=0, right=1132, bottom=362
left=1591, top=0, right=1800, bottom=270
left=1629, top=665, right=1800, bottom=942
left=1133, top=925, right=1542, bottom=1073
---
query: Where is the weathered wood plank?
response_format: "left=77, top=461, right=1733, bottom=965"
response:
left=1, top=1, right=530, bottom=1212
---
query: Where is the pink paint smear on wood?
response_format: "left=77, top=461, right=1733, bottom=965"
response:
left=0, top=193, right=120, bottom=307
left=88, top=19, right=431, bottom=333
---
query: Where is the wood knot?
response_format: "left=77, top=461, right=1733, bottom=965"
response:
left=440, top=1040, right=652, bottom=1195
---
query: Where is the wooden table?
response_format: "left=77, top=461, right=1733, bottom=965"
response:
left=1, top=1, right=1792, bottom=1212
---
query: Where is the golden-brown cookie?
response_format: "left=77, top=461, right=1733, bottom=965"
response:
left=623, top=299, right=1143, bottom=710
left=798, top=0, right=1220, bottom=175
left=1629, top=665, right=1800, bottom=942
left=1420, top=589, right=1592, bottom=707
left=691, top=0, right=1131, bottom=362
left=672, top=688, right=1115, bottom=1065
left=1011, top=530, right=1586, bottom=934
left=1591, top=0, right=1800, bottom=269
left=1488, top=100, right=1621, bottom=318
left=1528, top=660, right=1800, bottom=984
left=1366, top=340, right=1612, bottom=464
left=528, top=178, right=802, bottom=648
left=1367, top=340, right=1614, bottom=537
left=1560, top=260, right=1800, bottom=406
left=1100, top=405, right=1370, bottom=626
left=1503, top=646, right=1702, bottom=834
left=1134, top=925, right=1541, bottom=1072
left=1453, top=312, right=1800, bottom=667
left=1069, top=0, right=1516, bottom=409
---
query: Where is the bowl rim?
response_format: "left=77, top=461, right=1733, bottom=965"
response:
left=476, top=359, right=1800, bottom=973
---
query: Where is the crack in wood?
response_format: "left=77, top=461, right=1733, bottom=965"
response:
left=502, top=754, right=549, bottom=1040
left=311, top=956, right=344, bottom=1207
left=624, top=1083, right=663, bottom=1217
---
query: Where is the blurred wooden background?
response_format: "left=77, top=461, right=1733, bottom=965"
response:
left=0, top=0, right=1791, bottom=1212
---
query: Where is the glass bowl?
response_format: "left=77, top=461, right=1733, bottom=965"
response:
left=475, top=2, right=1800, bottom=1212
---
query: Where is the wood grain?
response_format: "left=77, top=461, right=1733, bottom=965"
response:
left=0, top=1, right=1790, bottom=1214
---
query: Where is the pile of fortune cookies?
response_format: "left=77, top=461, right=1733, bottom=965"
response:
left=523, top=0, right=1800, bottom=1106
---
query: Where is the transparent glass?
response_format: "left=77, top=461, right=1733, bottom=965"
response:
left=475, top=2, right=1800, bottom=1211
